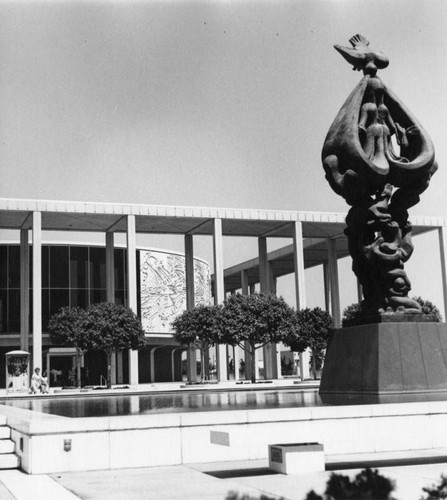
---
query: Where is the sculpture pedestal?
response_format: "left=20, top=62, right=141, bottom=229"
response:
left=320, top=322, right=447, bottom=397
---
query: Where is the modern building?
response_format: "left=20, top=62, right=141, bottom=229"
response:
left=0, top=240, right=211, bottom=387
left=0, top=197, right=446, bottom=387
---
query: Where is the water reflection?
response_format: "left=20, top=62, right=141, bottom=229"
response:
left=5, top=388, right=447, bottom=419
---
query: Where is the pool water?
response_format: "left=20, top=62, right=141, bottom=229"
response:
left=4, top=387, right=447, bottom=418
left=4, top=388, right=324, bottom=418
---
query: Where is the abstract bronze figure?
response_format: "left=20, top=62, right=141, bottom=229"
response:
left=322, top=34, right=438, bottom=318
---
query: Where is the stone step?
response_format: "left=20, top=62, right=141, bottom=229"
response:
left=0, top=440, right=15, bottom=454
left=0, top=427, right=11, bottom=440
left=0, top=454, right=19, bottom=470
left=0, top=415, right=7, bottom=427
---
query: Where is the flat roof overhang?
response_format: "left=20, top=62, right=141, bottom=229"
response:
left=0, top=198, right=442, bottom=287
left=0, top=197, right=351, bottom=237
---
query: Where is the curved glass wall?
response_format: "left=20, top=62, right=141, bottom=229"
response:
left=0, top=244, right=126, bottom=334
left=0, top=244, right=211, bottom=335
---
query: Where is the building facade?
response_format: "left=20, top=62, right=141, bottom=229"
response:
left=0, top=242, right=211, bottom=387
left=1, top=198, right=446, bottom=387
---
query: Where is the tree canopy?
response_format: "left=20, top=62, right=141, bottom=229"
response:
left=283, top=307, right=333, bottom=379
left=48, top=306, right=89, bottom=387
left=81, top=302, right=146, bottom=354
left=171, top=304, right=222, bottom=348
left=219, top=293, right=298, bottom=382
left=219, top=293, right=298, bottom=348
left=49, top=303, right=147, bottom=388
left=171, top=304, right=222, bottom=382
left=48, top=306, right=88, bottom=350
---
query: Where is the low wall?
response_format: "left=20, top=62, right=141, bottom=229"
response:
left=1, top=401, right=447, bottom=474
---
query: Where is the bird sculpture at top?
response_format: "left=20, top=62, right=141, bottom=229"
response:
left=322, top=35, right=437, bottom=319
left=334, top=34, right=389, bottom=75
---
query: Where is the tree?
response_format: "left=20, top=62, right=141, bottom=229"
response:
left=171, top=304, right=222, bottom=383
left=305, top=468, right=396, bottom=500
left=81, top=302, right=147, bottom=388
left=219, top=293, right=298, bottom=383
left=283, top=307, right=333, bottom=380
left=48, top=306, right=88, bottom=387
left=413, top=296, right=443, bottom=322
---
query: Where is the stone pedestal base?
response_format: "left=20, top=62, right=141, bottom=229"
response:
left=320, top=322, right=447, bottom=395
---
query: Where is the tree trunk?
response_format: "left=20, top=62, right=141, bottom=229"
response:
left=204, top=348, right=210, bottom=380
left=311, top=351, right=317, bottom=380
left=250, top=343, right=257, bottom=383
left=106, top=351, right=112, bottom=389
left=200, top=349, right=204, bottom=383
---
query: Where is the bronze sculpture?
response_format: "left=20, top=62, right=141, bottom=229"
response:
left=322, top=34, right=438, bottom=318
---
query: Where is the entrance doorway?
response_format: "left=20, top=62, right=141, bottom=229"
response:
left=44, top=347, right=84, bottom=388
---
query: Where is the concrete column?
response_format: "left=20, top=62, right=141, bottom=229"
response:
left=233, top=345, right=240, bottom=381
left=269, top=263, right=277, bottom=295
left=106, top=232, right=115, bottom=302
left=292, top=221, right=310, bottom=380
left=185, top=234, right=197, bottom=383
left=438, top=226, right=447, bottom=319
left=241, top=270, right=249, bottom=295
left=20, top=229, right=30, bottom=352
left=105, top=232, right=117, bottom=385
left=258, top=238, right=278, bottom=380
left=213, top=219, right=227, bottom=381
left=171, top=347, right=184, bottom=382
left=258, top=237, right=269, bottom=292
left=323, top=262, right=331, bottom=313
left=127, top=215, right=139, bottom=385
left=357, top=278, right=363, bottom=304
left=241, top=270, right=251, bottom=380
left=327, top=238, right=341, bottom=328
left=269, top=264, right=281, bottom=379
left=32, top=212, right=42, bottom=371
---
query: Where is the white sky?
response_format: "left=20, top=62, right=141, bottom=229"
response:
left=1, top=0, right=446, bottom=314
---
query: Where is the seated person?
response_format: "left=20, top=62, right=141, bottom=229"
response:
left=40, top=371, right=49, bottom=394
left=29, top=367, right=43, bottom=394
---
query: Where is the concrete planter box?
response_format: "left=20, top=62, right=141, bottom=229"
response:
left=269, top=442, right=324, bottom=474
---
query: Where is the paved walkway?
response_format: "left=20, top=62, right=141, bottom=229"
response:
left=0, top=457, right=446, bottom=499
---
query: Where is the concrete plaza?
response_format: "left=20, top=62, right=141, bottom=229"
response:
left=2, top=381, right=447, bottom=498
left=0, top=456, right=447, bottom=499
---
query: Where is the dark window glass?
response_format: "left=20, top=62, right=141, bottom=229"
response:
left=91, top=289, right=106, bottom=305
left=49, top=289, right=70, bottom=323
left=0, top=247, right=7, bottom=288
left=0, top=290, right=7, bottom=333
left=8, top=289, right=20, bottom=333
left=136, top=250, right=140, bottom=317
left=8, top=246, right=20, bottom=288
left=70, top=289, right=88, bottom=309
left=42, top=289, right=50, bottom=332
left=114, top=249, right=125, bottom=290
left=115, top=289, right=125, bottom=305
left=29, top=250, right=33, bottom=289
left=70, top=246, right=88, bottom=289
left=29, top=289, right=33, bottom=332
left=42, top=246, right=49, bottom=288
left=90, top=248, right=106, bottom=289
left=50, top=247, right=69, bottom=288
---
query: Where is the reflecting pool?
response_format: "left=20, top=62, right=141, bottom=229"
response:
left=4, top=387, right=447, bottom=418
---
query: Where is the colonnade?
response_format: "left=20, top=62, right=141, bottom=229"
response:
left=16, top=209, right=447, bottom=385
left=19, top=213, right=141, bottom=382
